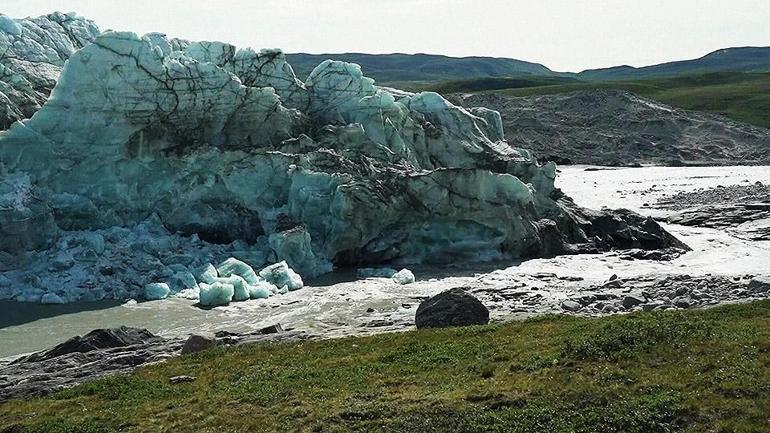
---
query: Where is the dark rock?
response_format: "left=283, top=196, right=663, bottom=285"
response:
left=181, top=334, right=216, bottom=355
left=748, top=276, right=770, bottom=293
left=415, top=288, right=489, bottom=329
left=259, top=324, right=284, bottom=334
left=621, top=295, right=646, bottom=309
left=24, top=326, right=158, bottom=362
left=673, top=297, right=692, bottom=308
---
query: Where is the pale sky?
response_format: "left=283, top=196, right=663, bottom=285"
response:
left=4, top=0, right=770, bottom=72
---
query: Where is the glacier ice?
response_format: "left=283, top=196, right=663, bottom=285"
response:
left=357, top=268, right=398, bottom=279
left=199, top=282, right=235, bottom=307
left=0, top=14, right=688, bottom=304
left=40, top=293, right=65, bottom=304
left=144, top=282, right=171, bottom=300
left=216, top=258, right=260, bottom=285
left=259, top=261, right=304, bottom=292
left=214, top=275, right=251, bottom=302
left=248, top=280, right=275, bottom=299
left=392, top=269, right=416, bottom=285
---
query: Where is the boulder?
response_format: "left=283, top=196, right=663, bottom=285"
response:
left=748, top=276, right=770, bottom=294
left=561, top=300, right=582, bottom=312
left=181, top=333, right=216, bottom=355
left=622, top=295, right=647, bottom=309
left=415, top=288, right=489, bottom=329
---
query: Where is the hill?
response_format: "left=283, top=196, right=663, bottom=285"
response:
left=285, top=52, right=562, bottom=83
left=579, top=47, right=770, bottom=81
left=430, top=72, right=770, bottom=129
left=454, top=89, right=770, bottom=166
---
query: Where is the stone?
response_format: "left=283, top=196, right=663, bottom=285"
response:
left=169, top=375, right=196, bottom=384
left=748, top=276, right=770, bottom=293
left=181, top=334, right=216, bottom=355
left=259, top=324, right=284, bottom=334
left=621, top=295, right=646, bottom=309
left=673, top=297, right=692, bottom=309
left=415, top=288, right=490, bottom=329
left=561, top=300, right=582, bottom=312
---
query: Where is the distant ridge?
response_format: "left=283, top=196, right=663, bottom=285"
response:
left=285, top=52, right=564, bottom=83
left=578, top=47, right=770, bottom=80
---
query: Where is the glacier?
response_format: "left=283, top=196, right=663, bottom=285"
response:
left=0, top=14, right=687, bottom=304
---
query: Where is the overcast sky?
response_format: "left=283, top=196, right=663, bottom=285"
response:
left=4, top=0, right=770, bottom=72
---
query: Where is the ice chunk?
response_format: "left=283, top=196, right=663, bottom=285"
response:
left=144, top=282, right=171, bottom=300
left=168, top=270, right=198, bottom=293
left=357, top=267, right=398, bottom=278
left=15, top=288, right=44, bottom=303
left=259, top=261, right=303, bottom=291
left=199, top=263, right=219, bottom=284
left=199, top=282, right=234, bottom=306
left=248, top=280, right=275, bottom=299
left=41, top=293, right=65, bottom=304
left=214, top=275, right=251, bottom=302
left=392, top=269, right=416, bottom=285
left=217, top=258, right=260, bottom=285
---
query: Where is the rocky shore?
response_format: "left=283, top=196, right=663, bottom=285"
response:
left=3, top=270, right=768, bottom=402
left=658, top=183, right=770, bottom=240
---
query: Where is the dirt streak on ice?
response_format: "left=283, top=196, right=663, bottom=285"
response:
left=2, top=166, right=769, bottom=359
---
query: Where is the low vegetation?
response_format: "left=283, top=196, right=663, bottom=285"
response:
left=417, top=72, right=770, bottom=129
left=2, top=301, right=769, bottom=432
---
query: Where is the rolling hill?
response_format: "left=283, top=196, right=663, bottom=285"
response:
left=578, top=47, right=770, bottom=80
left=285, top=52, right=563, bottom=83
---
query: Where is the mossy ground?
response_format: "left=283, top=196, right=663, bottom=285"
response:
left=2, top=301, right=769, bottom=433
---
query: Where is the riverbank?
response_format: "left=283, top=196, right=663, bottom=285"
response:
left=2, top=300, right=768, bottom=433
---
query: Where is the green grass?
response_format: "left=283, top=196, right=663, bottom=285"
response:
left=417, top=72, right=770, bottom=129
left=2, top=301, right=769, bottom=433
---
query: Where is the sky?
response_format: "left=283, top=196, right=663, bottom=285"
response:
left=3, top=0, right=770, bottom=72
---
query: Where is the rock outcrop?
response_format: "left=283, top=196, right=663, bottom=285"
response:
left=0, top=16, right=686, bottom=303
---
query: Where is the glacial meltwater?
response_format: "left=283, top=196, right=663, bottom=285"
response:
left=2, top=165, right=769, bottom=360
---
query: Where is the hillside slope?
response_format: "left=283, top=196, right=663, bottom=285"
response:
left=286, top=52, right=561, bottom=83
left=453, top=90, right=770, bottom=166
left=579, top=47, right=770, bottom=80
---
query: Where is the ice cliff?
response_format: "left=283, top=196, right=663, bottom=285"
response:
left=0, top=12, right=99, bottom=130
left=0, top=14, right=686, bottom=303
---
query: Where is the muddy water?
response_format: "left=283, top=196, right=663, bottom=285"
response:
left=2, top=166, right=769, bottom=359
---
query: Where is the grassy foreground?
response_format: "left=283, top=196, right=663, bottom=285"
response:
left=418, top=72, right=770, bottom=129
left=2, top=301, right=769, bottom=433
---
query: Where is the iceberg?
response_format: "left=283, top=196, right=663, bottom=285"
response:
left=199, top=282, right=234, bottom=307
left=259, top=261, right=304, bottom=291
